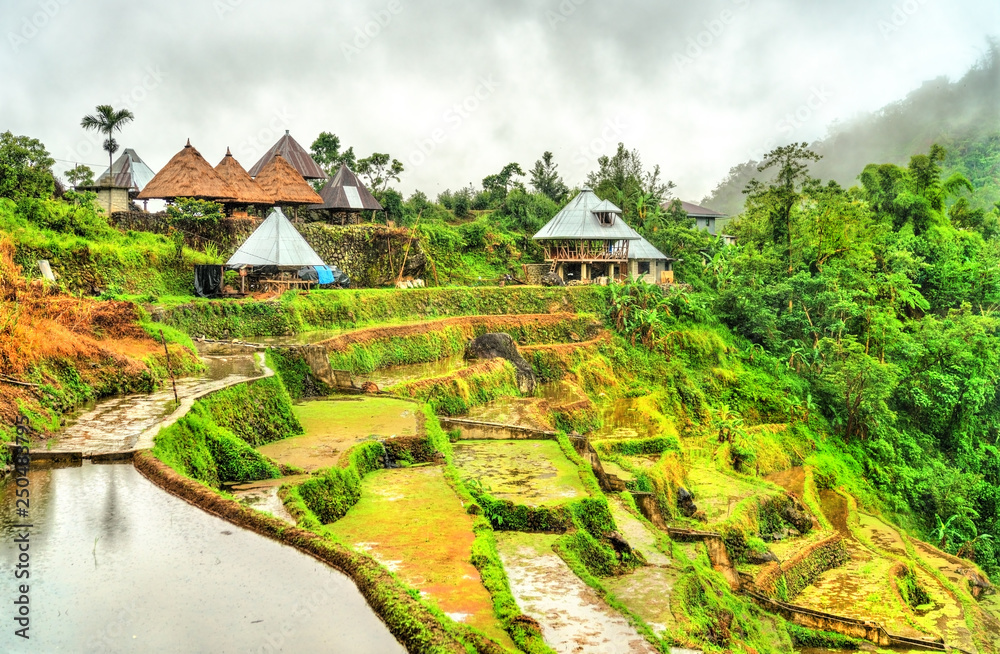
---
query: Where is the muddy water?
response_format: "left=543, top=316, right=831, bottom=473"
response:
left=49, top=354, right=262, bottom=454
left=258, top=396, right=418, bottom=472
left=453, top=440, right=587, bottom=505
left=592, top=398, right=660, bottom=440
left=364, top=354, right=467, bottom=388
left=0, top=462, right=403, bottom=654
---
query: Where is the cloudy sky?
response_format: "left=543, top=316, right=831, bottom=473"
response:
left=2, top=0, right=997, bottom=202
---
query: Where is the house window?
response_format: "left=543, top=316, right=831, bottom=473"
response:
left=596, top=212, right=614, bottom=225
left=638, top=261, right=650, bottom=275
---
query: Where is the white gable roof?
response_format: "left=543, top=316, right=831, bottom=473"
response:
left=227, top=207, right=325, bottom=267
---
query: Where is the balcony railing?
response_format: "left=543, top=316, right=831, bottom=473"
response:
left=542, top=241, right=629, bottom=261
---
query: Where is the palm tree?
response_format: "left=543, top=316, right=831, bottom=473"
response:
left=81, top=105, right=135, bottom=215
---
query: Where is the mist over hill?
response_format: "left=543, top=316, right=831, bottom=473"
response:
left=703, top=41, right=1000, bottom=217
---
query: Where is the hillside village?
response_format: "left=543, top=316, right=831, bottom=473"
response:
left=2, top=39, right=1000, bottom=654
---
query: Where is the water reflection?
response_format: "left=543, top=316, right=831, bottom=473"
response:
left=0, top=462, right=403, bottom=653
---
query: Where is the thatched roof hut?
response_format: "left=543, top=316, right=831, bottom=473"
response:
left=214, top=148, right=274, bottom=206
left=137, top=140, right=236, bottom=201
left=254, top=153, right=322, bottom=205
left=247, top=130, right=326, bottom=180
left=310, top=163, right=383, bottom=212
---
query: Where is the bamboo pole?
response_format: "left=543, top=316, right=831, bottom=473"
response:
left=397, top=210, right=423, bottom=284
left=160, top=330, right=179, bottom=404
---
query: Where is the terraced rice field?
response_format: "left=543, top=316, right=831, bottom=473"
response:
left=327, top=465, right=513, bottom=648
left=452, top=440, right=588, bottom=505
left=258, top=396, right=418, bottom=471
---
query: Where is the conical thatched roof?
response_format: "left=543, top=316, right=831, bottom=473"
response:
left=310, top=163, right=383, bottom=211
left=247, top=130, right=326, bottom=180
left=227, top=208, right=325, bottom=267
left=214, top=148, right=274, bottom=205
left=137, top=140, right=236, bottom=201
left=254, top=153, right=322, bottom=205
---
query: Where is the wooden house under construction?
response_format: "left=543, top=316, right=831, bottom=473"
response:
left=532, top=189, right=640, bottom=282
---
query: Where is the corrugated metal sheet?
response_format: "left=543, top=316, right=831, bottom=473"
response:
left=533, top=189, right=639, bottom=241
left=94, top=149, right=156, bottom=192
left=247, top=131, right=327, bottom=180
left=226, top=207, right=326, bottom=267
left=625, top=235, right=671, bottom=260
left=311, top=164, right=383, bottom=211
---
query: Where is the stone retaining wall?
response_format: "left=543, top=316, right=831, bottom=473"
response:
left=753, top=533, right=850, bottom=598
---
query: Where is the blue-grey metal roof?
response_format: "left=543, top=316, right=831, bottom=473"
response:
left=626, top=235, right=670, bottom=260
left=227, top=207, right=326, bottom=267
left=94, top=148, right=156, bottom=192
left=532, top=189, right=639, bottom=241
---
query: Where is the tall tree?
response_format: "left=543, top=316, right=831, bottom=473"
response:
left=356, top=152, right=404, bottom=195
left=65, top=163, right=94, bottom=188
left=310, top=131, right=357, bottom=187
left=586, top=143, right=674, bottom=224
left=0, top=132, right=55, bottom=201
left=742, top=142, right=821, bottom=273
left=529, top=151, right=568, bottom=203
left=482, top=162, right=525, bottom=205
left=80, top=105, right=135, bottom=215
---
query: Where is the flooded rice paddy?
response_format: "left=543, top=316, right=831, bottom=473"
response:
left=328, top=464, right=513, bottom=648
left=257, top=396, right=418, bottom=472
left=452, top=440, right=587, bottom=505
left=0, top=462, right=403, bottom=653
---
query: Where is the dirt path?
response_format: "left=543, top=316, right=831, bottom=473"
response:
left=608, top=496, right=670, bottom=566
left=497, top=532, right=657, bottom=653
left=50, top=354, right=263, bottom=454
left=327, top=465, right=513, bottom=649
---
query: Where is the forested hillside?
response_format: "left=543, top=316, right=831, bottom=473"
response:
left=704, top=43, right=1000, bottom=216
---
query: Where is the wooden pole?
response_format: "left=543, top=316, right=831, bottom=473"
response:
left=160, top=329, right=179, bottom=404
left=397, top=210, right=423, bottom=284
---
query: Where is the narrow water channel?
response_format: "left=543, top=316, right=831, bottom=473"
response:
left=0, top=462, right=404, bottom=653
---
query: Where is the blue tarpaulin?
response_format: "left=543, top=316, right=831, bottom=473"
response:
left=315, top=266, right=334, bottom=284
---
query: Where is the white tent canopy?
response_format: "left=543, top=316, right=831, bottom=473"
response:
left=226, top=207, right=325, bottom=268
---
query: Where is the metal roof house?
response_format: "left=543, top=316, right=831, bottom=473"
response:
left=78, top=148, right=157, bottom=213
left=247, top=130, right=326, bottom=180
left=227, top=207, right=325, bottom=268
left=623, top=233, right=676, bottom=283
left=532, top=189, right=640, bottom=282
left=678, top=200, right=732, bottom=238
left=310, top=163, right=383, bottom=223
